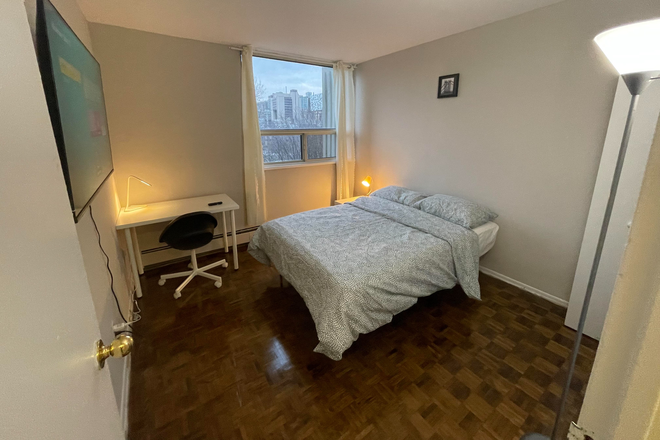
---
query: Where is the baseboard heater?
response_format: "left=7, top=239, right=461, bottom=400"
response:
left=140, top=225, right=259, bottom=255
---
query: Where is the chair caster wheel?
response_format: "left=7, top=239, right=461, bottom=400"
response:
left=173, top=291, right=181, bottom=299
left=158, top=279, right=166, bottom=286
left=214, top=280, right=222, bottom=288
left=221, top=262, right=229, bottom=268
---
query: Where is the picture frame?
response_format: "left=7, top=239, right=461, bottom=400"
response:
left=438, top=73, right=459, bottom=98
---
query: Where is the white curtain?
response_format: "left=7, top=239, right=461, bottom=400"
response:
left=333, top=61, right=356, bottom=200
left=241, top=45, right=267, bottom=225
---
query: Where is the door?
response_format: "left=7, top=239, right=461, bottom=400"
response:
left=565, top=78, right=660, bottom=339
left=0, top=1, right=123, bottom=439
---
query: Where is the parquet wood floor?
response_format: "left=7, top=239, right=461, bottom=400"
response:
left=128, top=247, right=597, bottom=440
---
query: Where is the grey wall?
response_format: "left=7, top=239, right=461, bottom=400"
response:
left=90, top=24, right=245, bottom=265
left=265, top=164, right=336, bottom=220
left=355, top=0, right=660, bottom=301
left=90, top=23, right=245, bottom=226
left=89, top=24, right=337, bottom=264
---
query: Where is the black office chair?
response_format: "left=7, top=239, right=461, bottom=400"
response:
left=157, top=211, right=228, bottom=299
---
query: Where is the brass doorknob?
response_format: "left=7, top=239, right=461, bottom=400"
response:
left=96, top=335, right=133, bottom=369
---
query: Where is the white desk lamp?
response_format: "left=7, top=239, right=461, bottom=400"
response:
left=521, top=18, right=660, bottom=440
left=125, top=175, right=152, bottom=212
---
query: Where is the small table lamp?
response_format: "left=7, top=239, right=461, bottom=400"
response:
left=125, top=175, right=152, bottom=212
left=521, top=17, right=660, bottom=440
left=361, top=176, right=373, bottom=195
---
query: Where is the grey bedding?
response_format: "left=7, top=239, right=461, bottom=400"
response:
left=248, top=196, right=481, bottom=360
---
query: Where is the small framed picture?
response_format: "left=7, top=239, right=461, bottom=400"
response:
left=438, top=73, right=460, bottom=98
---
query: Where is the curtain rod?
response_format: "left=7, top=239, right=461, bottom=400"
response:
left=229, top=46, right=356, bottom=69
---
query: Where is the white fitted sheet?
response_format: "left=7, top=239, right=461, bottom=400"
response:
left=473, top=221, right=499, bottom=257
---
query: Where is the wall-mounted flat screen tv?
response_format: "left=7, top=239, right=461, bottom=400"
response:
left=36, top=0, right=113, bottom=222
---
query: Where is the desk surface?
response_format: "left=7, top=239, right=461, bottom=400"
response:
left=116, top=193, right=239, bottom=229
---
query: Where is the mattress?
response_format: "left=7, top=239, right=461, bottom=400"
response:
left=474, top=221, right=499, bottom=257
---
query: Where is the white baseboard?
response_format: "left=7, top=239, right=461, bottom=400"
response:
left=479, top=266, right=569, bottom=308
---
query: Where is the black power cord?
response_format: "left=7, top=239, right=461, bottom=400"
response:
left=89, top=205, right=130, bottom=325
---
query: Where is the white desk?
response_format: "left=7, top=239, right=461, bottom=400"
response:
left=116, top=193, right=240, bottom=298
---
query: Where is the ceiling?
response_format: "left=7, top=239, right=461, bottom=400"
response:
left=78, top=0, right=564, bottom=64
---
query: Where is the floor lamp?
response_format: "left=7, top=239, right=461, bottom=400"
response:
left=522, top=18, right=660, bottom=440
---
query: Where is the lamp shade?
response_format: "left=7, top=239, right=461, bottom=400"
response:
left=594, top=18, right=660, bottom=75
left=362, top=176, right=372, bottom=188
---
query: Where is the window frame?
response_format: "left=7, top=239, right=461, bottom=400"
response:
left=253, top=56, right=336, bottom=167
left=261, top=128, right=336, bottom=166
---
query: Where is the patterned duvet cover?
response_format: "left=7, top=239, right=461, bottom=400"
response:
left=248, top=196, right=480, bottom=360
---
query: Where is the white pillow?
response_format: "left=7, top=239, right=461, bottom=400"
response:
left=371, top=186, right=429, bottom=206
left=413, top=194, right=497, bottom=229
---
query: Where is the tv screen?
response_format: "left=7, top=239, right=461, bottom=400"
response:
left=36, top=0, right=113, bottom=222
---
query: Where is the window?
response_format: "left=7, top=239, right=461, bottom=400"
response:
left=253, top=57, right=336, bottom=164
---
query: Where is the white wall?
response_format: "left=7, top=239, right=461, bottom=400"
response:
left=578, top=112, right=660, bottom=440
left=1, top=1, right=123, bottom=435
left=24, top=0, right=132, bottom=413
left=75, top=179, right=132, bottom=411
left=354, top=0, right=660, bottom=302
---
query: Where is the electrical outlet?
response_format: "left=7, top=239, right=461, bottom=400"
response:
left=568, top=421, right=595, bottom=440
left=113, top=322, right=131, bottom=333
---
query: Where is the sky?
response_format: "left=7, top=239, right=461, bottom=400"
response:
left=252, top=56, right=329, bottom=100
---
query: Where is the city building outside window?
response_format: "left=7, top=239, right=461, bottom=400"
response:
left=253, top=57, right=336, bottom=164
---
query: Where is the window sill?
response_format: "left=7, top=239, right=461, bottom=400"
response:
left=264, top=160, right=336, bottom=171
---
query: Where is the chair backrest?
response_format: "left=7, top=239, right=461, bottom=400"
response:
left=158, top=211, right=218, bottom=251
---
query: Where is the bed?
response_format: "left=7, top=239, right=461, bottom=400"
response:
left=474, top=221, right=499, bottom=257
left=248, top=189, right=498, bottom=360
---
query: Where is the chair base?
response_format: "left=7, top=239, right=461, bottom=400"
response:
left=159, top=249, right=228, bottom=299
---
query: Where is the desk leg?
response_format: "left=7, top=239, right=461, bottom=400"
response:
left=222, top=212, right=229, bottom=253
left=124, top=228, right=143, bottom=299
left=130, top=227, right=144, bottom=275
left=231, top=210, right=239, bottom=270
